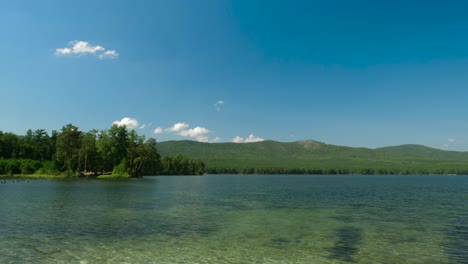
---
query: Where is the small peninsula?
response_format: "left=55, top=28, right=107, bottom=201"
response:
left=0, top=124, right=205, bottom=178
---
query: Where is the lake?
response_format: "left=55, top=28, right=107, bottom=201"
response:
left=0, top=175, right=467, bottom=263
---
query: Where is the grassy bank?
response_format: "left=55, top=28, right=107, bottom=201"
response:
left=0, top=173, right=128, bottom=180
left=0, top=174, right=69, bottom=179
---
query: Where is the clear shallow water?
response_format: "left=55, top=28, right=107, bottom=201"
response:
left=0, top=175, right=467, bottom=263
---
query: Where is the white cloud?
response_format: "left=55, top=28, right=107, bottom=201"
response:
left=442, top=144, right=449, bottom=148
left=232, top=134, right=265, bottom=143
left=159, top=122, right=219, bottom=142
left=154, top=127, right=164, bottom=134
left=99, top=50, right=119, bottom=60
left=448, top=138, right=456, bottom=142
left=55, top=40, right=118, bottom=59
left=155, top=122, right=219, bottom=142
left=232, top=136, right=244, bottom=143
left=214, top=100, right=224, bottom=111
left=55, top=41, right=104, bottom=55
left=167, top=122, right=189, bottom=132
left=245, top=134, right=264, bottom=143
left=179, top=126, right=210, bottom=139
left=113, top=117, right=139, bottom=129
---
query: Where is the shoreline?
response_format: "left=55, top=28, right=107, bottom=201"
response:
left=1, top=173, right=467, bottom=180
left=0, top=174, right=130, bottom=179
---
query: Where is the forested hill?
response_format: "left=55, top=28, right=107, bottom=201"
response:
left=157, top=140, right=468, bottom=174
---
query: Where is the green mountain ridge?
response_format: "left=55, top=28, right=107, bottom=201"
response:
left=157, top=140, right=468, bottom=174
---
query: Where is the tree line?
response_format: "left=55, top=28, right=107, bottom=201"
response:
left=0, top=124, right=205, bottom=177
left=206, top=167, right=468, bottom=175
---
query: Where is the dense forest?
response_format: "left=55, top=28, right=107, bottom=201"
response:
left=158, top=140, right=468, bottom=175
left=0, top=124, right=205, bottom=177
left=4, top=126, right=468, bottom=177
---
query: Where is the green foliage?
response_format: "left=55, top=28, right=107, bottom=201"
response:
left=108, top=125, right=129, bottom=167
left=96, top=129, right=114, bottom=173
left=81, top=130, right=99, bottom=173
left=19, top=129, right=54, bottom=161
left=132, top=138, right=161, bottom=177
left=112, top=159, right=130, bottom=177
left=34, top=161, right=60, bottom=175
left=158, top=140, right=468, bottom=175
left=3, top=126, right=468, bottom=176
left=0, top=159, right=45, bottom=175
left=160, top=154, right=205, bottom=175
left=0, top=132, right=21, bottom=159
left=55, top=124, right=82, bottom=172
left=4, top=159, right=21, bottom=175
left=0, top=124, right=171, bottom=177
left=19, top=159, right=41, bottom=174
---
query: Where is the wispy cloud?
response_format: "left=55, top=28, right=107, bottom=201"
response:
left=113, top=117, right=139, bottom=129
left=99, top=50, right=119, bottom=59
left=55, top=40, right=119, bottom=59
left=442, top=138, right=457, bottom=149
left=139, top=121, right=153, bottom=129
left=232, top=134, right=264, bottom=143
left=214, top=100, right=224, bottom=111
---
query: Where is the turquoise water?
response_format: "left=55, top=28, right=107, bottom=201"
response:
left=0, top=175, right=467, bottom=263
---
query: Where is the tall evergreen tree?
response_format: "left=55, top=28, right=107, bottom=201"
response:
left=56, top=124, right=82, bottom=173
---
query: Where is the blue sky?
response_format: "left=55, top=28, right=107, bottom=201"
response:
left=1, top=0, right=468, bottom=150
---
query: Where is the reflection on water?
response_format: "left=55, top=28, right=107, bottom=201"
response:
left=0, top=175, right=468, bottom=263
left=328, top=227, right=362, bottom=262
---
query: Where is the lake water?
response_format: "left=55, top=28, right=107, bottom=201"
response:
left=0, top=175, right=467, bottom=263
